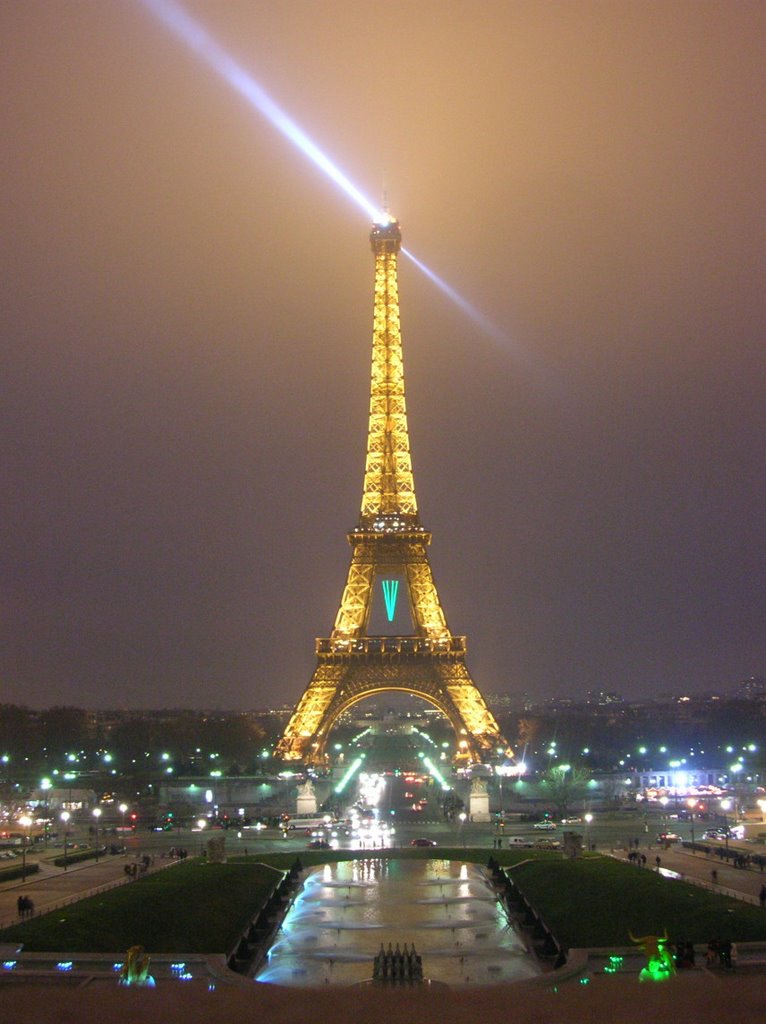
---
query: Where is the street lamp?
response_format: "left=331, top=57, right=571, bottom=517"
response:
left=720, top=798, right=732, bottom=856
left=118, top=803, right=129, bottom=856
left=40, top=778, right=52, bottom=849
left=729, top=763, right=743, bottom=817
left=92, top=807, right=102, bottom=862
left=18, top=814, right=32, bottom=883
left=584, top=812, right=593, bottom=851
left=60, top=810, right=71, bottom=869
left=658, top=794, right=669, bottom=830
left=458, top=811, right=467, bottom=847
left=686, top=798, right=698, bottom=848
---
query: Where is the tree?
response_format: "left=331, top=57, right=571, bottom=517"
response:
left=38, top=707, right=91, bottom=760
left=539, top=764, right=590, bottom=819
left=441, top=789, right=465, bottom=822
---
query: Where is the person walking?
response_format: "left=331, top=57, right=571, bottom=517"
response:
left=759, top=884, right=766, bottom=908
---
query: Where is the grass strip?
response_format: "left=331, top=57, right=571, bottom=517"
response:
left=0, top=861, right=286, bottom=954
left=510, top=856, right=766, bottom=947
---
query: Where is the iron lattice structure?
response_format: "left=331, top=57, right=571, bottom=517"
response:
left=276, top=218, right=508, bottom=764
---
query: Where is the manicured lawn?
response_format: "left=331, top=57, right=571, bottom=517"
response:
left=509, top=856, right=766, bottom=947
left=0, top=861, right=288, bottom=954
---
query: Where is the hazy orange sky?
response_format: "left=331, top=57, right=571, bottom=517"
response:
left=2, top=1, right=765, bottom=708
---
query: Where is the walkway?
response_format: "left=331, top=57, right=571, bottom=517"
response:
left=609, top=841, right=766, bottom=905
left=0, top=848, right=178, bottom=931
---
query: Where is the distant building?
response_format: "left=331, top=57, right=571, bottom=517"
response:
left=585, top=690, right=624, bottom=706
left=30, top=787, right=97, bottom=811
left=736, top=676, right=766, bottom=700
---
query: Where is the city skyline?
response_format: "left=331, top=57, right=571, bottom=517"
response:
left=2, top=2, right=765, bottom=709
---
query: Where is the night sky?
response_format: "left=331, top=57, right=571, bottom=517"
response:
left=2, top=1, right=765, bottom=710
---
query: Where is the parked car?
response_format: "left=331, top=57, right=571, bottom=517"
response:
left=701, top=826, right=744, bottom=841
left=505, top=837, right=534, bottom=847
left=533, top=821, right=557, bottom=831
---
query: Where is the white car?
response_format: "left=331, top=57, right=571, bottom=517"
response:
left=533, top=820, right=557, bottom=830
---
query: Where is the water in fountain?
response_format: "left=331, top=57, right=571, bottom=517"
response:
left=254, top=858, right=540, bottom=987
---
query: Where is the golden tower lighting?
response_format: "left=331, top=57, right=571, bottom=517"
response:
left=276, top=216, right=509, bottom=765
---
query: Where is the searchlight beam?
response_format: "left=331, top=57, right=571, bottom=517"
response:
left=138, top=0, right=516, bottom=350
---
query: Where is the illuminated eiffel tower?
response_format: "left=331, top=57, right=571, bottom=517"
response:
left=276, top=216, right=508, bottom=764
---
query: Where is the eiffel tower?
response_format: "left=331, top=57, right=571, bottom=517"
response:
left=276, top=216, right=508, bottom=764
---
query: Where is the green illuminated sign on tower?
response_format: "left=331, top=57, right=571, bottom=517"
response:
left=381, top=579, right=399, bottom=622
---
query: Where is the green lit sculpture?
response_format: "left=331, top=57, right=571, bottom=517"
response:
left=629, top=930, right=676, bottom=982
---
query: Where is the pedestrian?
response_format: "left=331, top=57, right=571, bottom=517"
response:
left=730, top=942, right=738, bottom=971
left=711, top=869, right=718, bottom=884
left=641, top=854, right=647, bottom=867
left=759, top=884, right=766, bottom=908
left=655, top=855, right=661, bottom=870
left=16, top=895, right=24, bottom=918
